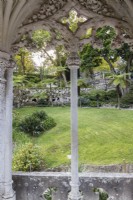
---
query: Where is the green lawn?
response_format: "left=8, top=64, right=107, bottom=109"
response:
left=13, top=107, right=133, bottom=168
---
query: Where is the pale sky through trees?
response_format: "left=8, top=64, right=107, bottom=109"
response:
left=32, top=50, right=55, bottom=67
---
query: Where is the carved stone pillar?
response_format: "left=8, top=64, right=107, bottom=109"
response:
left=0, top=51, right=15, bottom=200
left=3, top=61, right=16, bottom=200
left=67, top=52, right=83, bottom=200
left=0, top=58, right=7, bottom=198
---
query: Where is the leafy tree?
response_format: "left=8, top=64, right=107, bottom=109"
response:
left=117, top=43, right=133, bottom=76
left=32, top=29, right=69, bottom=86
left=95, top=26, right=129, bottom=99
left=109, top=73, right=131, bottom=108
left=14, top=48, right=35, bottom=75
left=80, top=44, right=102, bottom=79
left=32, top=30, right=51, bottom=48
left=96, top=26, right=118, bottom=74
left=80, top=25, right=133, bottom=103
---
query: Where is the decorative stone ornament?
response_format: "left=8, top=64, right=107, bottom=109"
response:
left=67, top=52, right=80, bottom=69
left=0, top=59, right=8, bottom=80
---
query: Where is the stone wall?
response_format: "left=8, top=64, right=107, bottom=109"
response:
left=13, top=172, right=133, bottom=200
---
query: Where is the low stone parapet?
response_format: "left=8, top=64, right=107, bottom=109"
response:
left=13, top=172, right=133, bottom=200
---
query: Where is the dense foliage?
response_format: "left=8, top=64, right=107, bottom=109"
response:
left=19, top=111, right=56, bottom=136
left=13, top=143, right=44, bottom=172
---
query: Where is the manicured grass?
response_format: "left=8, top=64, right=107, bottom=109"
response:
left=13, top=107, right=133, bottom=168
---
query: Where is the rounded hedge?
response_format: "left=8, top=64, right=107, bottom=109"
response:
left=19, top=111, right=56, bottom=137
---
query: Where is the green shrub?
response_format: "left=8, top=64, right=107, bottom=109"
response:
left=19, top=111, right=56, bottom=136
left=106, top=90, right=117, bottom=99
left=38, top=98, right=49, bottom=106
left=33, top=110, right=48, bottom=120
left=93, top=188, right=109, bottom=200
left=42, top=188, right=56, bottom=200
left=79, top=96, right=90, bottom=106
left=89, top=101, right=99, bottom=107
left=13, top=143, right=44, bottom=172
left=42, top=117, right=56, bottom=131
left=120, top=104, right=130, bottom=108
left=121, top=92, right=133, bottom=105
left=19, top=115, right=44, bottom=136
left=89, top=90, right=106, bottom=101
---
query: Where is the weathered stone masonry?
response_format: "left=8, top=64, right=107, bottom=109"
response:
left=13, top=172, right=133, bottom=200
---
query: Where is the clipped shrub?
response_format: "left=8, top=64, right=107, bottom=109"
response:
left=19, top=115, right=44, bottom=136
left=13, top=143, right=44, bottom=172
left=19, top=111, right=56, bottom=136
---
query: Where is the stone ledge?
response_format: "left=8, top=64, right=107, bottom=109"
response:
left=13, top=171, right=133, bottom=178
left=13, top=172, right=133, bottom=200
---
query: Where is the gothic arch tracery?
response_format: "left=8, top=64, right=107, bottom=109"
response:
left=0, top=0, right=133, bottom=53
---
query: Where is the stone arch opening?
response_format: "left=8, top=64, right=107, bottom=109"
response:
left=1, top=1, right=133, bottom=200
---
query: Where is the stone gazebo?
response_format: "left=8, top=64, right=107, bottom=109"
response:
left=0, top=1, right=133, bottom=200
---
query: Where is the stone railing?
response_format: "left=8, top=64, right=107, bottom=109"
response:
left=13, top=172, right=133, bottom=200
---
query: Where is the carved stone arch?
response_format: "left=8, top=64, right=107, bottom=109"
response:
left=11, top=18, right=76, bottom=54
left=0, top=0, right=132, bottom=53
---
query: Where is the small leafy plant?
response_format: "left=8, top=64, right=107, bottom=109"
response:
left=94, top=188, right=109, bottom=200
left=13, top=143, right=44, bottom=172
left=42, top=187, right=56, bottom=200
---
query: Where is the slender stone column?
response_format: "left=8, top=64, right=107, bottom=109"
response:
left=67, top=52, right=83, bottom=200
left=0, top=51, right=15, bottom=200
left=0, top=58, right=7, bottom=198
left=3, top=61, right=16, bottom=200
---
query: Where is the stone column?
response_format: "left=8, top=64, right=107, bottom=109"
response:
left=0, top=57, right=7, bottom=198
left=67, top=52, right=83, bottom=200
left=3, top=61, right=15, bottom=200
left=0, top=51, right=15, bottom=200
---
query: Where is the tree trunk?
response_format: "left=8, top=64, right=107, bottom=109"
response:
left=104, top=56, right=116, bottom=74
left=62, top=71, right=68, bottom=87
left=103, top=56, right=123, bottom=98
left=21, top=54, right=26, bottom=75
left=124, top=55, right=133, bottom=94
left=116, top=85, right=121, bottom=109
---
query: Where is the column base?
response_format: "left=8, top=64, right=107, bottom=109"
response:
left=68, top=191, right=83, bottom=200
left=2, top=191, right=16, bottom=200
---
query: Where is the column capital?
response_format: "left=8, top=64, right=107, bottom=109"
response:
left=0, top=58, right=10, bottom=81
left=67, top=52, right=80, bottom=69
left=0, top=57, right=14, bottom=81
left=0, top=51, right=11, bottom=61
